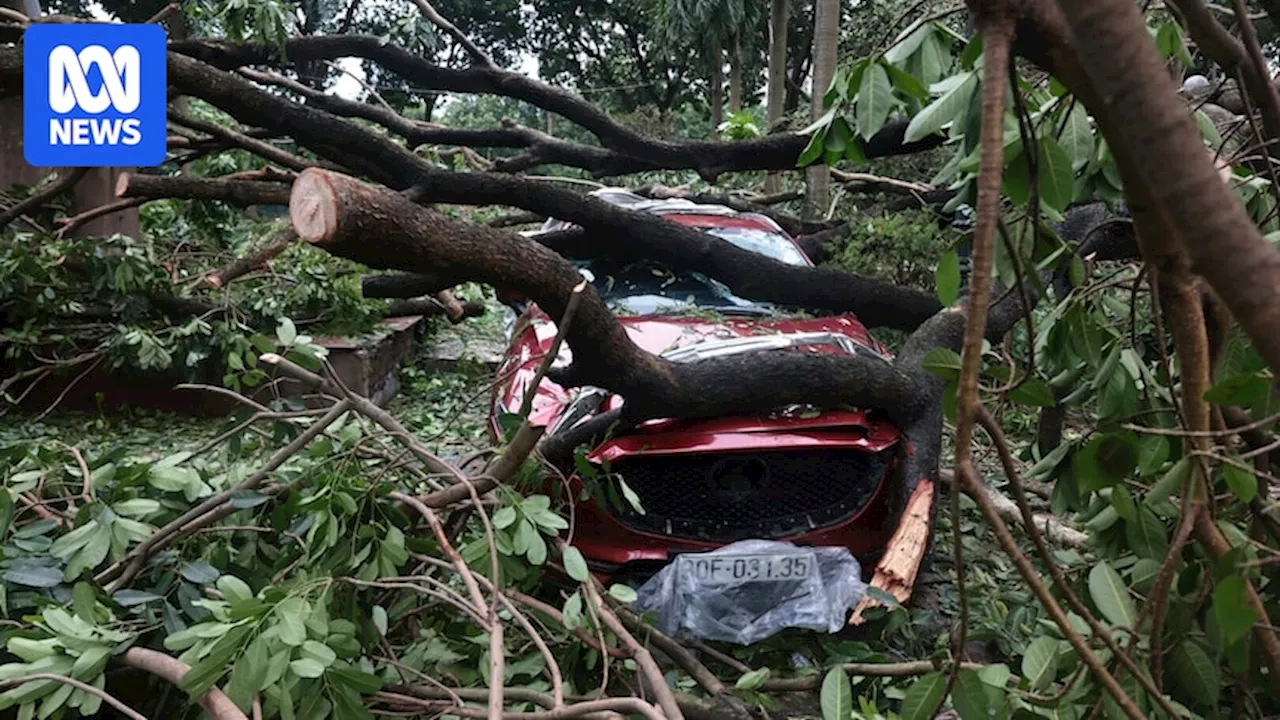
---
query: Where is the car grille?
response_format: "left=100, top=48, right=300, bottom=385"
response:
left=602, top=449, right=894, bottom=543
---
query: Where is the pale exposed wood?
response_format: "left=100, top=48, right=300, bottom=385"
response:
left=849, top=478, right=934, bottom=625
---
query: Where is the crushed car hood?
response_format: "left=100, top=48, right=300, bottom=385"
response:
left=491, top=308, right=903, bottom=459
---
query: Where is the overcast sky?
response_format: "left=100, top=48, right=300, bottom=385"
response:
left=84, top=1, right=543, bottom=103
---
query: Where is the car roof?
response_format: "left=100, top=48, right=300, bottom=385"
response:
left=534, top=187, right=794, bottom=238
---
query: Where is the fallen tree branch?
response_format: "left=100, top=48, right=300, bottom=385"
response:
left=0, top=167, right=89, bottom=229
left=165, top=52, right=949, bottom=333
left=168, top=110, right=340, bottom=172
left=938, top=470, right=1088, bottom=548
left=385, top=296, right=486, bottom=320
left=206, top=227, right=297, bottom=288
left=116, top=172, right=291, bottom=207
left=165, top=34, right=946, bottom=180
left=288, top=168, right=964, bottom=425
left=119, top=648, right=248, bottom=720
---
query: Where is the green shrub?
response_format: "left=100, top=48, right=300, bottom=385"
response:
left=824, top=207, right=957, bottom=292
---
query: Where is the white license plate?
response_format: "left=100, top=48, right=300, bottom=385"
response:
left=681, top=553, right=814, bottom=585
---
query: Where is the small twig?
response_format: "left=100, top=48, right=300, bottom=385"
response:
left=169, top=111, right=334, bottom=173
left=408, top=0, right=495, bottom=67
left=54, top=198, right=147, bottom=237
left=583, top=582, right=683, bottom=720
left=144, top=2, right=179, bottom=24
left=0, top=675, right=149, bottom=720
left=206, top=227, right=298, bottom=288
left=521, top=281, right=586, bottom=419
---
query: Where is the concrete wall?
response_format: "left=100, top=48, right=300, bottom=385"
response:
left=1, top=96, right=141, bottom=238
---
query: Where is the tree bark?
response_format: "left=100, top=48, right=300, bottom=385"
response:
left=162, top=52, right=948, bottom=333
left=115, top=172, right=291, bottom=207
left=289, top=168, right=1028, bottom=428
left=1060, top=0, right=1280, bottom=391
left=710, top=35, right=724, bottom=133
left=765, top=0, right=790, bottom=193
left=806, top=0, right=838, bottom=219
left=728, top=34, right=743, bottom=113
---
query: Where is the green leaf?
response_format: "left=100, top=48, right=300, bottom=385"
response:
left=921, top=347, right=962, bottom=380
left=905, top=71, right=977, bottom=142
left=820, top=667, right=852, bottom=720
left=857, top=63, right=894, bottom=140
left=180, top=561, right=221, bottom=585
left=277, top=317, right=297, bottom=345
left=371, top=606, right=388, bottom=636
left=112, top=589, right=164, bottom=607
left=1074, top=432, right=1140, bottom=493
left=330, top=666, right=383, bottom=695
left=1059, top=102, right=1094, bottom=171
left=300, top=640, right=337, bottom=667
left=4, top=566, right=63, bottom=588
left=936, top=249, right=961, bottom=305
left=217, top=575, right=253, bottom=604
left=951, top=669, right=995, bottom=720
left=1125, top=507, right=1169, bottom=559
left=1212, top=576, right=1258, bottom=646
left=797, top=129, right=826, bottom=167
left=1146, top=456, right=1190, bottom=507
left=884, top=61, right=928, bottom=100
left=0, top=490, right=13, bottom=542
left=289, top=658, right=326, bottom=679
left=562, top=546, right=589, bottom=582
left=1110, top=485, right=1137, bottom=521
left=1137, top=436, right=1170, bottom=477
left=562, top=592, right=584, bottom=630
left=1021, top=636, right=1058, bottom=690
left=491, top=506, right=517, bottom=530
left=1204, top=372, right=1271, bottom=405
left=977, top=664, right=1011, bottom=688
left=736, top=667, right=771, bottom=691
left=1097, top=368, right=1138, bottom=420
left=1222, top=463, right=1258, bottom=503
left=608, top=584, right=638, bottom=603
left=1037, top=136, right=1075, bottom=212
left=69, top=646, right=110, bottom=680
left=900, top=672, right=946, bottom=720
left=1008, top=377, right=1055, bottom=408
left=72, top=582, right=96, bottom=622
left=527, top=530, right=548, bottom=565
left=1170, top=641, right=1220, bottom=705
left=1088, top=561, right=1137, bottom=628
left=179, top=624, right=252, bottom=697
left=275, top=597, right=309, bottom=647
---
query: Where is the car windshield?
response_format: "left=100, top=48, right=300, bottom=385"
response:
left=573, top=225, right=809, bottom=317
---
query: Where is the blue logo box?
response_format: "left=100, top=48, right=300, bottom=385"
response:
left=23, top=23, right=167, bottom=168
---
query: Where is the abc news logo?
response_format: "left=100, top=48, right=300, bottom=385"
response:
left=24, top=24, right=166, bottom=168
left=48, top=44, right=144, bottom=146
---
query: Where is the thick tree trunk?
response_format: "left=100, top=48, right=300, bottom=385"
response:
left=806, top=0, right=838, bottom=219
left=710, top=35, right=724, bottom=133
left=765, top=0, right=790, bottom=193
left=1061, top=0, right=1280, bottom=395
left=728, top=35, right=743, bottom=113
left=289, top=169, right=1029, bottom=430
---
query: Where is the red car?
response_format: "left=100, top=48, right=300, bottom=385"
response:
left=489, top=189, right=908, bottom=587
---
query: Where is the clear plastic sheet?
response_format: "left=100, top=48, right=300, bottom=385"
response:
left=632, top=540, right=866, bottom=645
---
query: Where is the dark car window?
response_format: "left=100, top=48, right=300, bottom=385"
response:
left=574, top=225, right=808, bottom=317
